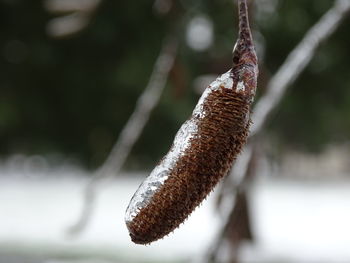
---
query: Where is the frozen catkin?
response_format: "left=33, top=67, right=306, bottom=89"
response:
left=125, top=0, right=258, bottom=245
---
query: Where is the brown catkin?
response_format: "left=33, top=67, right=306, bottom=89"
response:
left=127, top=89, right=251, bottom=244
left=125, top=0, right=258, bottom=244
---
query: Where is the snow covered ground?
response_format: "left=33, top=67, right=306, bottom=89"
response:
left=1, top=162, right=350, bottom=263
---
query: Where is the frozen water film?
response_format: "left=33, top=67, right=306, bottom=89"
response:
left=125, top=71, right=234, bottom=223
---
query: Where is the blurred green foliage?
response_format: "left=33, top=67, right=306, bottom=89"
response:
left=0, top=0, right=349, bottom=169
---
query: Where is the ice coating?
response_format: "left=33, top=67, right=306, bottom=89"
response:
left=193, top=70, right=233, bottom=118
left=236, top=81, right=245, bottom=92
left=209, top=70, right=233, bottom=90
left=125, top=119, right=198, bottom=222
left=125, top=70, right=234, bottom=223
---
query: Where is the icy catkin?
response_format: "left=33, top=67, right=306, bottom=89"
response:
left=125, top=0, right=258, bottom=244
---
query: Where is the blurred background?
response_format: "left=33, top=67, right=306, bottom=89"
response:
left=0, top=0, right=350, bottom=262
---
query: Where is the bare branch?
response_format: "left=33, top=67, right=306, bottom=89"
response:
left=67, top=36, right=178, bottom=236
left=202, top=0, right=350, bottom=262
left=250, top=0, right=350, bottom=136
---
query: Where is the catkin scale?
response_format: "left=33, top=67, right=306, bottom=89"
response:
left=128, top=89, right=251, bottom=244
left=125, top=0, right=258, bottom=244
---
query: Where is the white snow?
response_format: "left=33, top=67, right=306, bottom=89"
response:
left=1, top=164, right=350, bottom=262
left=0, top=170, right=219, bottom=262
left=241, top=177, right=350, bottom=263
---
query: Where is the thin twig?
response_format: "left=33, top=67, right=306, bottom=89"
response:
left=250, top=0, right=350, bottom=136
left=67, top=36, right=178, bottom=236
left=203, top=0, right=350, bottom=261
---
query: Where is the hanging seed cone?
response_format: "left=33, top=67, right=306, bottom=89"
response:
left=125, top=0, right=258, bottom=244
